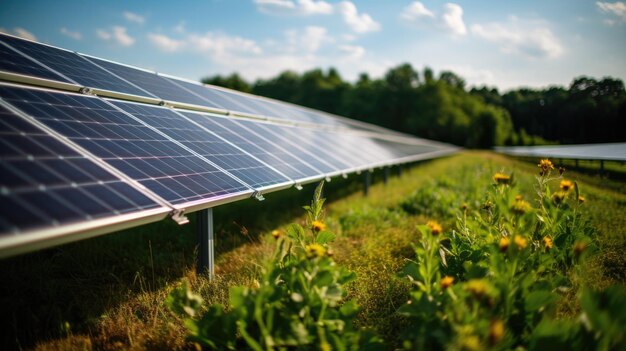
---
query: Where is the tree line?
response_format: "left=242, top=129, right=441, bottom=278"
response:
left=202, top=64, right=626, bottom=147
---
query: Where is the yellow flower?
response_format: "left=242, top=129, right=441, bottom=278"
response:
left=560, top=180, right=574, bottom=192
left=311, top=220, right=326, bottom=232
left=461, top=203, right=468, bottom=211
left=538, top=159, right=554, bottom=174
left=511, top=200, right=532, bottom=215
left=499, top=237, right=510, bottom=252
left=493, top=172, right=511, bottom=185
left=578, top=195, right=585, bottom=204
left=552, top=191, right=566, bottom=204
left=543, top=236, right=553, bottom=250
left=252, top=279, right=261, bottom=289
left=426, top=220, right=443, bottom=235
left=466, top=279, right=489, bottom=298
left=573, top=241, right=587, bottom=256
left=305, top=243, right=326, bottom=258
left=459, top=335, right=481, bottom=351
left=514, top=235, right=527, bottom=250
left=441, top=276, right=455, bottom=289
left=489, top=319, right=505, bottom=345
left=515, top=195, right=523, bottom=201
left=320, top=342, right=332, bottom=351
left=271, top=230, right=281, bottom=239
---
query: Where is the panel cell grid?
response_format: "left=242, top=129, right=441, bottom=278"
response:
left=0, top=33, right=150, bottom=97
left=108, top=101, right=291, bottom=188
left=84, top=57, right=212, bottom=107
left=181, top=112, right=320, bottom=181
left=0, top=85, right=250, bottom=206
left=0, top=104, right=161, bottom=235
left=0, top=40, right=69, bottom=82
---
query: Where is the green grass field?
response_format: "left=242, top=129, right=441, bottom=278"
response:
left=1, top=151, right=624, bottom=350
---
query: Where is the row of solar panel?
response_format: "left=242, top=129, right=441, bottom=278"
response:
left=0, top=82, right=450, bottom=247
left=495, top=143, right=626, bottom=162
left=0, top=32, right=396, bottom=132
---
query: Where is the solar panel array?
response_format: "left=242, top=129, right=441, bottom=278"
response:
left=0, top=32, right=459, bottom=256
left=495, top=144, right=626, bottom=162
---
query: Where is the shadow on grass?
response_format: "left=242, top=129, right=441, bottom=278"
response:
left=0, top=165, right=403, bottom=349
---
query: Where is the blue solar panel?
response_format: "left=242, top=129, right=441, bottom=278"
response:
left=0, top=85, right=251, bottom=206
left=108, top=101, right=292, bottom=189
left=0, top=39, right=70, bottom=83
left=179, top=111, right=322, bottom=181
left=83, top=56, right=212, bottom=107
left=0, top=103, right=163, bottom=235
left=0, top=33, right=151, bottom=97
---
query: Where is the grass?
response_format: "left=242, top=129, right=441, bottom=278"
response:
left=0, top=151, right=624, bottom=350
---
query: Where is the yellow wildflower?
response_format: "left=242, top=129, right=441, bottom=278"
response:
left=461, top=203, right=468, bottom=211
left=441, top=276, right=455, bottom=289
left=543, top=236, right=553, bottom=250
left=271, top=230, right=281, bottom=239
left=305, top=243, right=326, bottom=258
left=489, top=319, right=505, bottom=345
left=560, top=180, right=574, bottom=192
left=459, top=335, right=481, bottom=351
left=573, top=241, right=587, bottom=256
left=311, top=220, right=326, bottom=232
left=320, top=342, right=332, bottom=351
left=493, top=172, right=511, bottom=185
left=538, top=159, right=554, bottom=174
left=499, top=237, right=510, bottom=252
left=515, top=195, right=523, bottom=201
left=466, top=279, right=489, bottom=298
left=552, top=191, right=566, bottom=204
left=578, top=195, right=585, bottom=204
left=514, top=235, right=527, bottom=249
left=511, top=200, right=532, bottom=215
left=426, top=220, right=443, bottom=235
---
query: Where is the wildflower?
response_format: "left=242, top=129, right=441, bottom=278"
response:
left=311, top=220, right=326, bottom=232
left=427, top=221, right=443, bottom=235
left=559, top=167, right=566, bottom=175
left=271, top=230, right=281, bottom=239
left=320, top=342, right=332, bottom=351
left=511, top=200, right=532, bottom=215
left=459, top=335, right=481, bottom=351
left=489, top=319, right=505, bottom=345
left=461, top=203, right=468, bottom=211
left=543, top=236, right=553, bottom=250
left=552, top=191, right=566, bottom=204
left=560, top=180, right=574, bottom=192
left=252, top=279, right=261, bottom=289
left=515, top=195, right=523, bottom=201
left=573, top=241, right=587, bottom=256
left=466, top=279, right=489, bottom=298
left=493, top=172, right=511, bottom=185
left=578, top=195, right=585, bottom=204
left=538, top=159, right=554, bottom=174
left=305, top=243, right=326, bottom=258
left=514, top=235, right=527, bottom=250
left=441, top=276, right=455, bottom=289
left=482, top=201, right=493, bottom=211
left=499, top=237, right=510, bottom=252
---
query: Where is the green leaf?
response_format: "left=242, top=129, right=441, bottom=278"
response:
left=315, top=230, right=336, bottom=244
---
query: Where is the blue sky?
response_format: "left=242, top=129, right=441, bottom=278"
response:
left=1, top=0, right=625, bottom=91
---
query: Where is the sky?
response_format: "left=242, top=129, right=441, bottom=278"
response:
left=1, top=0, right=625, bottom=91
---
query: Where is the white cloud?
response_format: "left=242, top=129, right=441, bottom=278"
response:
left=254, top=0, right=333, bottom=16
left=596, top=2, right=626, bottom=23
left=339, top=44, right=365, bottom=59
left=148, top=33, right=185, bottom=52
left=337, top=1, right=381, bottom=33
left=188, top=32, right=262, bottom=56
left=0, top=27, right=38, bottom=41
left=471, top=18, right=563, bottom=59
left=285, top=26, right=332, bottom=53
left=401, top=2, right=466, bottom=36
left=96, top=26, right=135, bottom=46
left=441, top=3, right=467, bottom=36
left=123, top=11, right=145, bottom=24
left=401, top=2, right=435, bottom=21
left=60, top=27, right=82, bottom=40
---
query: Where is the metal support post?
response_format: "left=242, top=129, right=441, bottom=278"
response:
left=384, top=167, right=390, bottom=185
left=197, top=208, right=214, bottom=279
left=397, top=165, right=402, bottom=177
left=575, top=159, right=579, bottom=168
left=363, top=170, right=371, bottom=196
left=600, top=160, right=605, bottom=174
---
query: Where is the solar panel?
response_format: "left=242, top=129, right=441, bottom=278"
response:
left=495, top=143, right=626, bottom=162
left=82, top=56, right=213, bottom=107
left=108, top=101, right=293, bottom=189
left=0, top=33, right=152, bottom=97
left=0, top=103, right=165, bottom=236
left=0, top=40, right=70, bottom=83
left=0, top=84, right=252, bottom=206
left=179, top=111, right=323, bottom=181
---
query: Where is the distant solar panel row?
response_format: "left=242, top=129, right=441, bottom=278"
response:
left=0, top=32, right=458, bottom=257
left=495, top=143, right=626, bottom=162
